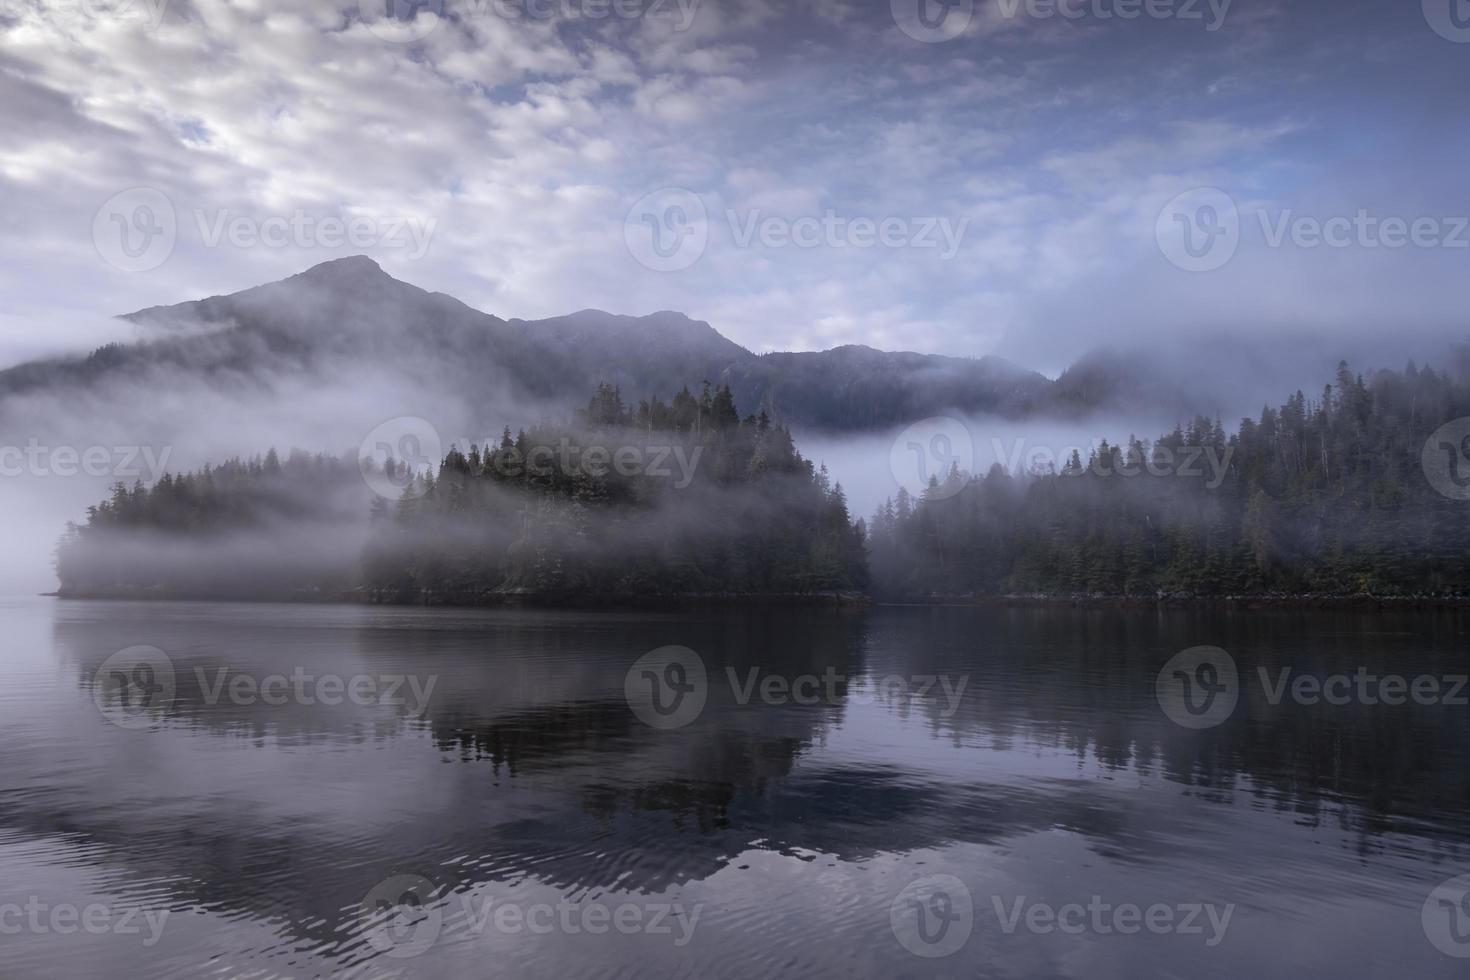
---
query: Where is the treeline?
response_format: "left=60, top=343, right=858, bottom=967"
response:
left=363, top=383, right=866, bottom=599
left=54, top=451, right=368, bottom=597
left=869, top=361, right=1470, bottom=598
left=55, top=383, right=868, bottom=601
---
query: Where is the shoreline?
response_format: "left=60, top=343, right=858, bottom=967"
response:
left=880, top=593, right=1470, bottom=610
left=46, top=588, right=872, bottom=608
left=45, top=589, right=1470, bottom=610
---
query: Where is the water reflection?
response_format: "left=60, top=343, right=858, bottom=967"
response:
left=0, top=599, right=1466, bottom=978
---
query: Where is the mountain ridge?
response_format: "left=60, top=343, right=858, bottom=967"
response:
left=2, top=255, right=1209, bottom=430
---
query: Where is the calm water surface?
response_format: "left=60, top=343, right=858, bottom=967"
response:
left=2, top=597, right=1469, bottom=978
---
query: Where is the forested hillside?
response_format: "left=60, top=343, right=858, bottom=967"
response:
left=868, top=361, right=1470, bottom=598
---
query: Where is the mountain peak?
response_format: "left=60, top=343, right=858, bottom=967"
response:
left=291, top=254, right=388, bottom=284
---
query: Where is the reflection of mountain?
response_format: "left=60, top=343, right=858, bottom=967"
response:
left=9, top=602, right=1470, bottom=970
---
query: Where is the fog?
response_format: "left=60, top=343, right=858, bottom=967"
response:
left=0, top=256, right=1455, bottom=597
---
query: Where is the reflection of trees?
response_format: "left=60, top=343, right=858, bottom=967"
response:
left=888, top=606, right=1470, bottom=851
left=23, top=602, right=1470, bottom=967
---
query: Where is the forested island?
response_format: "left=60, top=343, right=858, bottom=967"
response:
left=54, top=362, right=1470, bottom=605
left=55, top=383, right=869, bottom=603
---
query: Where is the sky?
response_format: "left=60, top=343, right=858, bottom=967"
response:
left=1, top=0, right=1467, bottom=373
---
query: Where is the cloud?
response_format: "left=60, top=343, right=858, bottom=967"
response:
left=0, top=0, right=1464, bottom=372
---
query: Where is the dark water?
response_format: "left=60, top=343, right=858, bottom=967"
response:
left=3, top=597, right=1470, bottom=978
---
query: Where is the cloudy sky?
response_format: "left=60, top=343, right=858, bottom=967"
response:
left=2, top=0, right=1467, bottom=372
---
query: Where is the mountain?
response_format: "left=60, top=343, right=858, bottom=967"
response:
left=0, top=256, right=1179, bottom=431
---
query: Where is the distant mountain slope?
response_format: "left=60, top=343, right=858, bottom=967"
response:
left=0, top=255, right=1189, bottom=430
left=729, top=345, right=1051, bottom=430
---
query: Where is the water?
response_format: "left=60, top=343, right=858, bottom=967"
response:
left=2, top=596, right=1469, bottom=978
